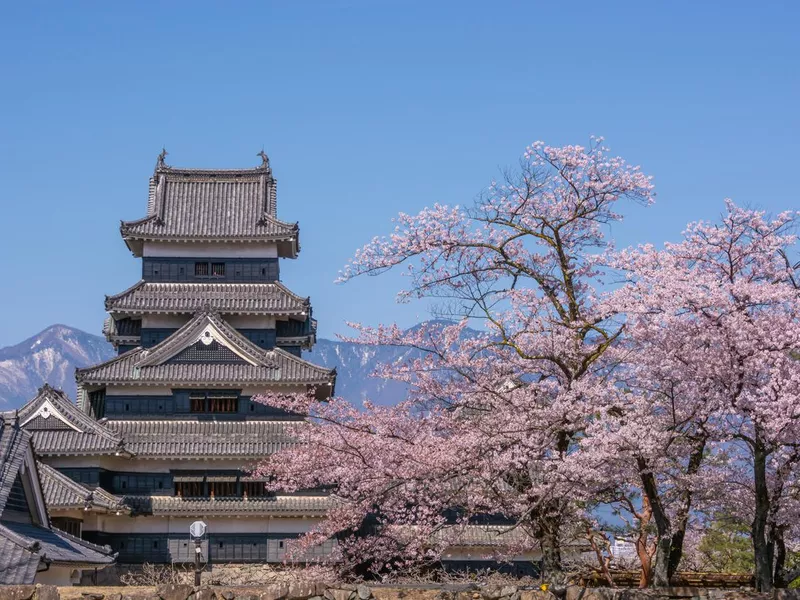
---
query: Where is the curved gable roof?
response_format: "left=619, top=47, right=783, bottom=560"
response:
left=17, top=385, right=124, bottom=456
left=76, top=312, right=335, bottom=392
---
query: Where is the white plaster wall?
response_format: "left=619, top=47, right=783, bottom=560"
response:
left=106, top=386, right=174, bottom=396
left=50, top=508, right=85, bottom=520
left=45, top=457, right=266, bottom=472
left=241, top=385, right=307, bottom=396
left=143, top=242, right=278, bottom=258
left=82, top=513, right=101, bottom=530
left=94, top=515, right=323, bottom=535
left=142, top=314, right=190, bottom=328
left=224, top=315, right=277, bottom=329
left=103, top=384, right=306, bottom=397
left=36, top=565, right=79, bottom=586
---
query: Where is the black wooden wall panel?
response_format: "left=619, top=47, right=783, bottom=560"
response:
left=143, top=258, right=279, bottom=282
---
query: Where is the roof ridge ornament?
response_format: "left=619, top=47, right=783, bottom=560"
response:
left=156, top=148, right=169, bottom=171
left=257, top=149, right=270, bottom=170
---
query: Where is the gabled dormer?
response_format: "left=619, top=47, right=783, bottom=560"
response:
left=16, top=385, right=128, bottom=457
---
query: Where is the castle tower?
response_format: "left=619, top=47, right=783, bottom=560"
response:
left=17, top=151, right=336, bottom=566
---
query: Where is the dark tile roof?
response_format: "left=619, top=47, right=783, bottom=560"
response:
left=123, top=494, right=330, bottom=517
left=0, top=521, right=114, bottom=570
left=75, top=346, right=333, bottom=387
left=105, top=280, right=310, bottom=316
left=105, top=420, right=296, bottom=458
left=17, top=385, right=123, bottom=457
left=76, top=312, right=335, bottom=389
left=0, top=416, right=30, bottom=517
left=37, top=463, right=128, bottom=514
left=431, top=525, right=533, bottom=548
left=120, top=155, right=299, bottom=257
left=0, top=412, right=115, bottom=582
left=137, top=309, right=276, bottom=367
left=28, top=430, right=124, bottom=457
left=0, top=525, right=41, bottom=584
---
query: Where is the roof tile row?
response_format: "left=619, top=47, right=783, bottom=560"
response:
left=105, top=281, right=310, bottom=315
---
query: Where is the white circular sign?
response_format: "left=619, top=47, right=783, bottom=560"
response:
left=189, top=520, right=207, bottom=539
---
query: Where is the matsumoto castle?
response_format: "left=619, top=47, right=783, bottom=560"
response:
left=15, top=150, right=337, bottom=565
left=6, top=151, right=536, bottom=577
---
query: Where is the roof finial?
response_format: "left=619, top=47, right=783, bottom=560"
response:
left=257, top=149, right=270, bottom=169
left=157, top=148, right=168, bottom=169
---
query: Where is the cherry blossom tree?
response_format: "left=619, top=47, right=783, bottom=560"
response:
left=608, top=202, right=800, bottom=591
left=255, top=139, right=655, bottom=581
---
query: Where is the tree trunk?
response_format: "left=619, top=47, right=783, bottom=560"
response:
left=751, top=428, right=774, bottom=592
left=539, top=512, right=564, bottom=584
left=774, top=528, right=787, bottom=589
left=586, top=527, right=615, bottom=587
left=666, top=438, right=706, bottom=580
left=634, top=494, right=654, bottom=588
left=637, top=458, right=671, bottom=587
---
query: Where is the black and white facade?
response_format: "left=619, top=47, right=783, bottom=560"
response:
left=18, top=152, right=336, bottom=565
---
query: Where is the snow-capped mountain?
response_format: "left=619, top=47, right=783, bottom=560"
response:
left=0, top=324, right=419, bottom=409
left=307, top=337, right=412, bottom=406
left=0, top=325, right=115, bottom=408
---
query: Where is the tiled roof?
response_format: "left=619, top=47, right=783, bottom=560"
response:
left=28, top=430, right=124, bottom=457
left=0, top=521, right=114, bottom=570
left=38, top=462, right=128, bottom=514
left=432, top=525, right=533, bottom=548
left=17, top=385, right=123, bottom=456
left=0, top=416, right=29, bottom=516
left=136, top=309, right=276, bottom=368
left=105, top=420, right=298, bottom=458
left=0, top=525, right=41, bottom=584
left=76, top=316, right=335, bottom=388
left=123, top=494, right=330, bottom=517
left=105, top=281, right=310, bottom=316
left=120, top=156, right=299, bottom=257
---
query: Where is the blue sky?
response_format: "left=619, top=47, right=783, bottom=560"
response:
left=0, top=1, right=798, bottom=346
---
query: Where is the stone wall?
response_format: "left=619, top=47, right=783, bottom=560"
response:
left=3, top=583, right=800, bottom=600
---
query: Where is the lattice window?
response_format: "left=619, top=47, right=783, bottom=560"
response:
left=190, top=393, right=206, bottom=412
left=211, top=262, right=225, bottom=276
left=175, top=481, right=204, bottom=498
left=52, top=517, right=82, bottom=537
left=209, top=481, right=236, bottom=497
left=169, top=340, right=244, bottom=364
left=243, top=481, right=269, bottom=498
left=194, top=262, right=209, bottom=276
left=208, top=395, right=237, bottom=413
left=188, top=391, right=238, bottom=413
